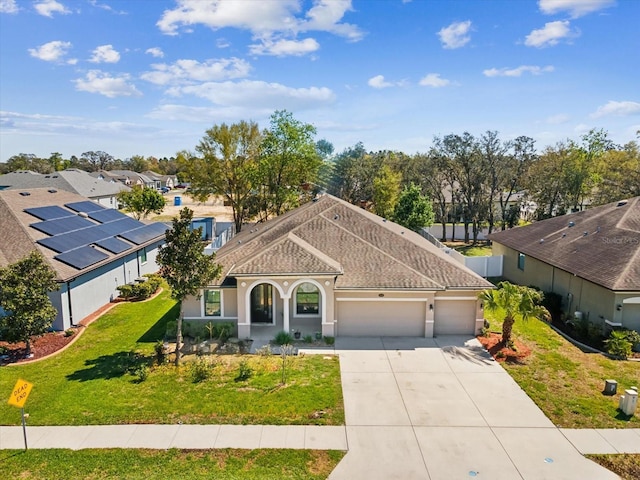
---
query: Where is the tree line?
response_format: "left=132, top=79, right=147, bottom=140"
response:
left=3, top=110, right=639, bottom=240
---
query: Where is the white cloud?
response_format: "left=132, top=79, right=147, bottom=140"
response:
left=419, top=73, right=451, bottom=87
left=590, top=100, right=640, bottom=118
left=28, top=40, right=76, bottom=64
left=89, top=44, right=120, bottom=63
left=249, top=37, right=320, bottom=56
left=538, top=0, right=615, bottom=18
left=483, top=65, right=554, bottom=77
left=0, top=0, right=19, bottom=14
left=368, top=75, right=394, bottom=89
left=525, top=20, right=579, bottom=47
left=34, top=0, right=71, bottom=17
left=145, top=47, right=164, bottom=58
left=74, top=70, right=142, bottom=98
left=437, top=20, right=472, bottom=49
left=169, top=80, right=335, bottom=111
left=156, top=0, right=362, bottom=56
left=88, top=0, right=127, bottom=15
left=141, top=58, right=251, bottom=86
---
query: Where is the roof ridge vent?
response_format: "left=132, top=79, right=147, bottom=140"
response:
left=19, top=192, right=31, bottom=196
left=617, top=200, right=628, bottom=207
left=568, top=221, right=575, bottom=227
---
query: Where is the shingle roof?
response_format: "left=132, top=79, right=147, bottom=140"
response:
left=489, top=196, right=640, bottom=291
left=213, top=195, right=492, bottom=291
left=0, top=188, right=165, bottom=282
left=0, top=169, right=129, bottom=198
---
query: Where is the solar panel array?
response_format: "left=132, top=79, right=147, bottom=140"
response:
left=25, top=201, right=166, bottom=270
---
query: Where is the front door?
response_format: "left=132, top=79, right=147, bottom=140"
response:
left=250, top=283, right=274, bottom=324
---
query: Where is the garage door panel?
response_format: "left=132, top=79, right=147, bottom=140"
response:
left=622, top=304, right=640, bottom=332
left=434, top=300, right=476, bottom=335
left=338, top=301, right=425, bottom=337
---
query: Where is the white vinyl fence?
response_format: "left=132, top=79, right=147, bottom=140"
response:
left=420, top=228, right=503, bottom=278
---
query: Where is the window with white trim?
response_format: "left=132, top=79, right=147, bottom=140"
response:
left=204, top=289, right=221, bottom=316
left=296, top=283, right=319, bottom=315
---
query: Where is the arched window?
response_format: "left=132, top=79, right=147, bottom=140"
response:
left=296, top=283, right=319, bottom=315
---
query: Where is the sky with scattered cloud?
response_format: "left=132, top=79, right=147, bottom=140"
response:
left=0, top=0, right=638, bottom=160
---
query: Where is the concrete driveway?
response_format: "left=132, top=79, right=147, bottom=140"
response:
left=328, top=336, right=618, bottom=480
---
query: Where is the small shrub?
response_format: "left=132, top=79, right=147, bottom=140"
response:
left=315, top=331, right=322, bottom=340
left=0, top=346, right=8, bottom=355
left=621, top=329, right=640, bottom=351
left=274, top=331, right=294, bottom=346
left=143, top=273, right=162, bottom=294
left=323, top=336, right=335, bottom=346
left=235, top=360, right=253, bottom=382
left=302, top=334, right=314, bottom=344
left=542, top=291, right=563, bottom=320
left=604, top=330, right=632, bottom=360
left=215, top=322, right=234, bottom=342
left=480, top=326, right=491, bottom=338
left=64, top=329, right=75, bottom=337
left=132, top=365, right=149, bottom=383
left=256, top=344, right=272, bottom=356
left=154, top=340, right=166, bottom=365
left=496, top=350, right=506, bottom=359
left=190, top=358, right=213, bottom=383
left=117, top=284, right=134, bottom=299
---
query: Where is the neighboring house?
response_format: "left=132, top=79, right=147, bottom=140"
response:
left=143, top=171, right=178, bottom=189
left=92, top=170, right=156, bottom=189
left=0, top=188, right=167, bottom=331
left=182, top=195, right=492, bottom=339
left=490, top=196, right=640, bottom=333
left=0, top=169, right=130, bottom=208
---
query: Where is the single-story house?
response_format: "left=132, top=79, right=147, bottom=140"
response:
left=0, top=169, right=130, bottom=208
left=0, top=188, right=167, bottom=331
left=182, top=194, right=492, bottom=339
left=489, top=196, right=640, bottom=333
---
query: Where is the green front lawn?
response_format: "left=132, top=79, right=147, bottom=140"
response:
left=484, top=310, right=640, bottom=428
left=445, top=242, right=493, bottom=256
left=0, top=287, right=344, bottom=426
left=0, top=448, right=345, bottom=480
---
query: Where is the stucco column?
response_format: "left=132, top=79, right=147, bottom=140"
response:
left=283, top=295, right=290, bottom=334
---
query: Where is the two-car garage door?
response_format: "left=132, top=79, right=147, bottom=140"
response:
left=337, top=301, right=425, bottom=337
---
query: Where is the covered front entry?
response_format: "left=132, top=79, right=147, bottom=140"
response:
left=337, top=301, right=426, bottom=337
left=434, top=299, right=476, bottom=335
left=250, top=283, right=275, bottom=324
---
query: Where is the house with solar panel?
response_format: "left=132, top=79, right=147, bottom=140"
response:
left=0, top=188, right=167, bottom=331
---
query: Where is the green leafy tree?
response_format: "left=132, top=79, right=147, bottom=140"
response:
left=393, top=183, right=434, bottom=232
left=479, top=282, right=549, bottom=346
left=157, top=208, right=222, bottom=366
left=117, top=186, right=166, bottom=220
left=373, top=164, right=401, bottom=218
left=180, top=120, right=262, bottom=233
left=0, top=251, right=59, bottom=356
left=256, top=110, right=322, bottom=218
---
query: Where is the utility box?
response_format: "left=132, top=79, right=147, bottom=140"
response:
left=603, top=379, right=618, bottom=395
left=174, top=195, right=182, bottom=206
left=619, top=389, right=638, bottom=415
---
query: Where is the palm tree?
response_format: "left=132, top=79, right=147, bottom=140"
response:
left=479, top=281, right=550, bottom=346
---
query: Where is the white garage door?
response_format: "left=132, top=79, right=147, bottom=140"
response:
left=434, top=300, right=476, bottom=335
left=337, top=301, right=425, bottom=337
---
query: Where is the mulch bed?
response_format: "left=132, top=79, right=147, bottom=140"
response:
left=476, top=331, right=531, bottom=363
left=0, top=331, right=78, bottom=366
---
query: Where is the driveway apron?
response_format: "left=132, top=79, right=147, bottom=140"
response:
left=329, top=336, right=619, bottom=480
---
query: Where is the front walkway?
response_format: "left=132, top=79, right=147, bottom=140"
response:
left=1, top=336, right=638, bottom=480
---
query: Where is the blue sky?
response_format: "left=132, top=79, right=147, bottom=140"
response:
left=1, top=0, right=638, bottom=161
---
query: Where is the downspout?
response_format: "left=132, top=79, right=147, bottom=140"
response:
left=67, top=279, right=75, bottom=326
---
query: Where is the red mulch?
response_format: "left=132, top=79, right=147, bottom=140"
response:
left=476, top=332, right=532, bottom=363
left=0, top=331, right=77, bottom=365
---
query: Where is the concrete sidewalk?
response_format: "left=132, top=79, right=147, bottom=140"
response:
left=0, top=424, right=348, bottom=451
